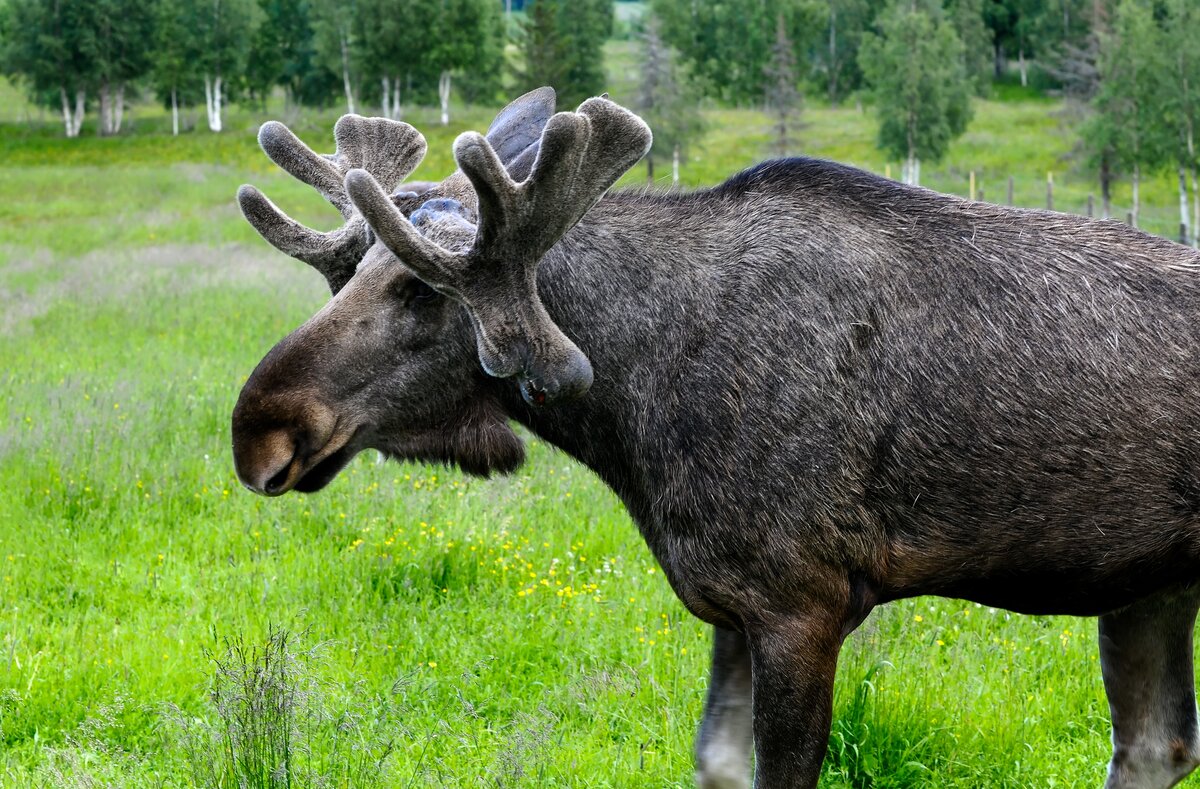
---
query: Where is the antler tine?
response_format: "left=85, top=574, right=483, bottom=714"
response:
left=347, top=94, right=651, bottom=407
left=239, top=115, right=428, bottom=295
left=454, top=99, right=650, bottom=264
left=237, top=185, right=366, bottom=294
left=343, top=169, right=465, bottom=291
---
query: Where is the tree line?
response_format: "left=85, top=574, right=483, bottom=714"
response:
left=646, top=0, right=1199, bottom=239
left=2, top=0, right=1196, bottom=240
left=0, top=0, right=611, bottom=137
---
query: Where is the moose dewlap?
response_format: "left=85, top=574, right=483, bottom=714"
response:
left=231, top=88, right=1200, bottom=789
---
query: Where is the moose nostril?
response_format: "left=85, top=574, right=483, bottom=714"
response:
left=263, top=462, right=293, bottom=494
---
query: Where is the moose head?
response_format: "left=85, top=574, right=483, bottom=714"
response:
left=231, top=89, right=652, bottom=496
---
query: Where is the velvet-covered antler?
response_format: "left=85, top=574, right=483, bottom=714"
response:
left=346, top=96, right=652, bottom=406
left=237, top=115, right=427, bottom=294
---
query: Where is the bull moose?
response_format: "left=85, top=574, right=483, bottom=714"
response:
left=231, top=88, right=1200, bottom=788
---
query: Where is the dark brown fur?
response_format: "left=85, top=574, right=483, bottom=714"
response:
left=232, top=97, right=1200, bottom=789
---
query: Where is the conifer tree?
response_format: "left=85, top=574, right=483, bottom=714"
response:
left=636, top=14, right=705, bottom=184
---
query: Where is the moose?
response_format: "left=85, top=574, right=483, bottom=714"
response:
left=232, top=88, right=1200, bottom=789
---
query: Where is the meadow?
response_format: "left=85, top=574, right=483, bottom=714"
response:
left=0, top=54, right=1194, bottom=786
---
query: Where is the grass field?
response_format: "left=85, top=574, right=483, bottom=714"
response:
left=1, top=49, right=1196, bottom=787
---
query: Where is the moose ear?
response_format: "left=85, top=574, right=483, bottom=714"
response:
left=486, top=86, right=556, bottom=173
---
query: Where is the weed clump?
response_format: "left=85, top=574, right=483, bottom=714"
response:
left=163, top=626, right=396, bottom=789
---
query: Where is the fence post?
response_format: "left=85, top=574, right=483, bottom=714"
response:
left=1046, top=172, right=1054, bottom=211
left=978, top=186, right=985, bottom=203
left=1007, top=175, right=1014, bottom=206
left=969, top=171, right=976, bottom=201
left=1087, top=194, right=1094, bottom=218
left=1182, top=223, right=1190, bottom=245
left=1127, top=211, right=1134, bottom=226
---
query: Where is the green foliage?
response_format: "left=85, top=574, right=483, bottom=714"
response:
left=151, top=0, right=204, bottom=109
left=814, top=0, right=885, bottom=104
left=516, top=0, right=612, bottom=108
left=427, top=0, right=505, bottom=105
left=946, top=0, right=994, bottom=95
left=1084, top=0, right=1170, bottom=178
left=0, top=0, right=96, bottom=108
left=1160, top=0, right=1200, bottom=171
left=650, top=0, right=824, bottom=103
left=859, top=0, right=974, bottom=167
left=243, top=0, right=340, bottom=109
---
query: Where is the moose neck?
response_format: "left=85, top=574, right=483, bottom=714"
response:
left=497, top=193, right=723, bottom=525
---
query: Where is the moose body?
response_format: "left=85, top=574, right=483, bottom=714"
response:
left=232, top=90, right=1200, bottom=788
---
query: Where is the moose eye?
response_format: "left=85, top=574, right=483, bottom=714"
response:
left=396, top=279, right=439, bottom=306
left=411, top=281, right=439, bottom=303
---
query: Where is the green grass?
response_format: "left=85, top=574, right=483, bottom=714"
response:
left=0, top=60, right=1197, bottom=787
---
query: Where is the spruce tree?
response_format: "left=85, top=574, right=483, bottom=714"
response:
left=636, top=15, right=705, bottom=184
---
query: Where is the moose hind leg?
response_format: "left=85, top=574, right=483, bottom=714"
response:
left=1099, top=586, right=1200, bottom=789
left=696, top=626, right=754, bottom=789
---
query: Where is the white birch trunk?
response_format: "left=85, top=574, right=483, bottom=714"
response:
left=113, top=83, right=124, bottom=134
left=1132, top=163, right=1140, bottom=228
left=60, top=87, right=79, bottom=138
left=914, top=158, right=921, bottom=186
left=340, top=32, right=356, bottom=114
left=393, top=76, right=401, bottom=120
left=672, top=144, right=680, bottom=185
left=204, top=74, right=224, bottom=132
left=171, top=87, right=179, bottom=136
left=439, top=71, right=451, bottom=126
left=1019, top=48, right=1028, bottom=87
left=381, top=77, right=391, bottom=119
left=1192, top=165, right=1198, bottom=248
left=73, top=90, right=85, bottom=136
left=1181, top=168, right=1190, bottom=242
left=98, top=80, right=111, bottom=135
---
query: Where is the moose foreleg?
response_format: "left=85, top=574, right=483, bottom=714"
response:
left=1100, top=586, right=1200, bottom=789
left=747, top=613, right=844, bottom=789
left=696, top=627, right=754, bottom=789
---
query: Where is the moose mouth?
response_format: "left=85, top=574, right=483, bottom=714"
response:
left=292, top=442, right=359, bottom=493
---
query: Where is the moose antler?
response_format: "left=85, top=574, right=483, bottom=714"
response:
left=345, top=96, right=652, bottom=406
left=237, top=115, right=427, bottom=294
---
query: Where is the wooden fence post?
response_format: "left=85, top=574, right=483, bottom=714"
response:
left=1127, top=211, right=1134, bottom=226
left=1087, top=194, right=1094, bottom=218
left=1007, top=175, right=1014, bottom=206
left=1182, top=223, right=1190, bottom=245
left=969, top=171, right=976, bottom=201
left=1046, top=172, right=1054, bottom=211
left=978, top=186, right=985, bottom=203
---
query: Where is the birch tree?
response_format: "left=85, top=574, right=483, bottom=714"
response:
left=189, top=0, right=259, bottom=132
left=860, top=0, right=973, bottom=186
left=1162, top=0, right=1200, bottom=246
left=651, top=0, right=823, bottom=103
left=93, top=0, right=155, bottom=135
left=818, top=0, right=878, bottom=105
left=0, top=0, right=97, bottom=137
left=356, top=0, right=421, bottom=120
left=1087, top=0, right=1168, bottom=228
left=312, top=0, right=361, bottom=114
left=427, top=0, right=503, bottom=125
left=153, top=0, right=201, bottom=135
